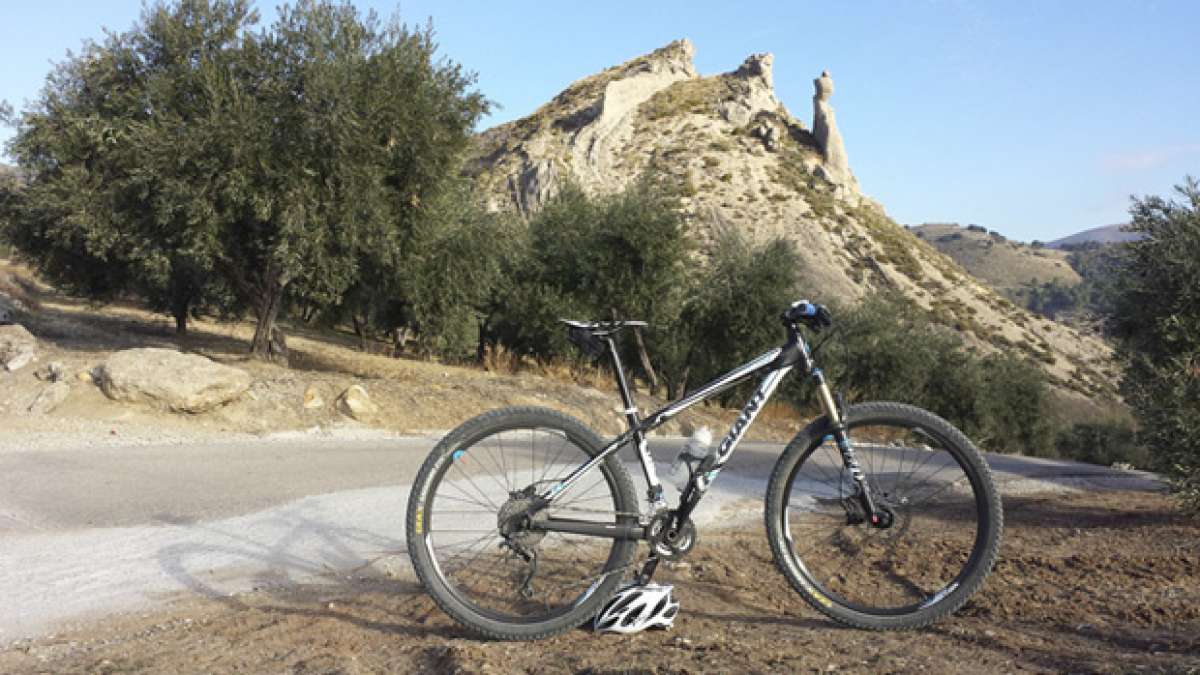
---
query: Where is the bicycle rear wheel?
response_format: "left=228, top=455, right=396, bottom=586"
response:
left=765, top=402, right=1002, bottom=630
left=406, top=407, right=638, bottom=640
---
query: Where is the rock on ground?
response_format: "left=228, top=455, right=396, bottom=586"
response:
left=337, top=385, right=379, bottom=420
left=27, top=382, right=70, bottom=414
left=303, top=384, right=325, bottom=410
left=0, top=324, right=37, bottom=372
left=98, top=348, right=252, bottom=413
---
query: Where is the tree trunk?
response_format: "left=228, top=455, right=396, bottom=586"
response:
left=170, top=293, right=191, bottom=335
left=250, top=279, right=286, bottom=362
left=632, top=327, right=660, bottom=395
left=352, top=314, right=368, bottom=352
left=666, top=364, right=690, bottom=401
left=392, top=326, right=410, bottom=357
left=476, top=317, right=493, bottom=364
left=300, top=303, right=318, bottom=324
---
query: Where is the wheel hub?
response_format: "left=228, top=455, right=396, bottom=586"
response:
left=497, top=490, right=547, bottom=548
left=869, top=504, right=896, bottom=529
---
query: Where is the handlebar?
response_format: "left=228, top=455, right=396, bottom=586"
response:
left=781, top=300, right=832, bottom=331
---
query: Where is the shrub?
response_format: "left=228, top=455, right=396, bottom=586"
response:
left=493, top=175, right=692, bottom=388
left=794, top=294, right=1059, bottom=457
left=674, top=229, right=802, bottom=401
left=975, top=353, right=1056, bottom=456
left=1055, top=420, right=1147, bottom=468
left=1113, top=177, right=1200, bottom=512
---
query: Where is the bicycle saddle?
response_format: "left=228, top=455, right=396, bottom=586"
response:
left=559, top=319, right=648, bottom=336
left=560, top=319, right=647, bottom=358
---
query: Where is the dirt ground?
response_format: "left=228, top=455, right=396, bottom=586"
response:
left=1, top=489, right=1196, bottom=674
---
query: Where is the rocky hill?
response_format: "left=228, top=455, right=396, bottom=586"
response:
left=467, top=40, right=1116, bottom=399
left=911, top=223, right=1081, bottom=297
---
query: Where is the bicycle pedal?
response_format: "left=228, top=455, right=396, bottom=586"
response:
left=593, top=582, right=680, bottom=634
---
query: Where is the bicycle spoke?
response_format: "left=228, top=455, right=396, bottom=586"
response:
left=419, top=420, right=630, bottom=624
left=440, top=482, right=498, bottom=512
left=784, top=420, right=987, bottom=614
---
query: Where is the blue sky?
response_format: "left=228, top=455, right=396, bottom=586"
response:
left=2, top=1, right=1197, bottom=241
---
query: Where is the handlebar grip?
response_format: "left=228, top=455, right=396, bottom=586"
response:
left=782, top=300, right=832, bottom=330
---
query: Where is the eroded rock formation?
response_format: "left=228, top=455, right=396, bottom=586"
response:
left=811, top=70, right=857, bottom=192
left=467, top=40, right=1117, bottom=399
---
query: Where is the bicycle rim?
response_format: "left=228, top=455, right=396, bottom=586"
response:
left=419, top=425, right=629, bottom=624
left=781, top=418, right=990, bottom=615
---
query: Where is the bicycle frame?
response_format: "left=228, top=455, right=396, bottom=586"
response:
left=531, top=324, right=867, bottom=542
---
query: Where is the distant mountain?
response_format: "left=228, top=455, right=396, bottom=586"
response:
left=911, top=223, right=1080, bottom=296
left=1048, top=224, right=1141, bottom=249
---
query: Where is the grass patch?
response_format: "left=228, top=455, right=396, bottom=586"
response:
left=639, top=75, right=748, bottom=122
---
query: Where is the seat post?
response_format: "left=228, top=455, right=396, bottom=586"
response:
left=604, top=335, right=640, bottom=430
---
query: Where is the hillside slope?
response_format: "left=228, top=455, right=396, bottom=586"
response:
left=1050, top=223, right=1140, bottom=248
left=912, top=223, right=1081, bottom=296
left=468, top=40, right=1115, bottom=399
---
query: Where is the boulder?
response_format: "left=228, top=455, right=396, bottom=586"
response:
left=28, top=382, right=69, bottom=414
left=98, top=348, right=252, bottom=413
left=303, top=384, right=325, bottom=410
left=337, top=384, right=379, bottom=420
left=0, top=324, right=37, bottom=372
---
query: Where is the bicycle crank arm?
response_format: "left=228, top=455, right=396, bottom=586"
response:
left=527, top=518, right=646, bottom=540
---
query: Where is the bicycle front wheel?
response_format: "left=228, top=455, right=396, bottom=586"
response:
left=406, top=407, right=638, bottom=640
left=765, top=402, right=1002, bottom=630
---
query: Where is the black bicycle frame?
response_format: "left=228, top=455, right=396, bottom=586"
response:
left=530, top=324, right=875, bottom=541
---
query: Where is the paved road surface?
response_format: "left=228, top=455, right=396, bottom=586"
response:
left=0, top=433, right=1160, bottom=644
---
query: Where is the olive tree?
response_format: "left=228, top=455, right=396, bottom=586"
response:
left=1113, top=177, right=1200, bottom=510
left=3, top=0, right=487, bottom=356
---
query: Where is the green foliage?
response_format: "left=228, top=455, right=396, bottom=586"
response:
left=406, top=184, right=525, bottom=359
left=1066, top=244, right=1123, bottom=319
left=974, top=353, right=1055, bottom=456
left=1012, top=244, right=1124, bottom=325
left=0, top=164, right=21, bottom=257
left=639, top=76, right=744, bottom=122
left=492, top=176, right=692, bottom=367
left=674, top=228, right=802, bottom=400
left=3, top=0, right=487, bottom=352
left=480, top=181, right=803, bottom=401
left=804, top=295, right=1055, bottom=456
left=1017, top=278, right=1081, bottom=320
left=1055, top=419, right=1147, bottom=468
left=1, top=0, right=254, bottom=327
left=810, top=295, right=965, bottom=407
left=1113, top=177, right=1200, bottom=510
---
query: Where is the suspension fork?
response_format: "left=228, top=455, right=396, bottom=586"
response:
left=812, top=368, right=883, bottom=523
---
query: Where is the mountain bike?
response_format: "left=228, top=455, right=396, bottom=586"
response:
left=405, top=301, right=1003, bottom=640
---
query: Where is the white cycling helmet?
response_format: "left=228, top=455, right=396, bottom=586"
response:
left=593, top=582, right=679, bottom=634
